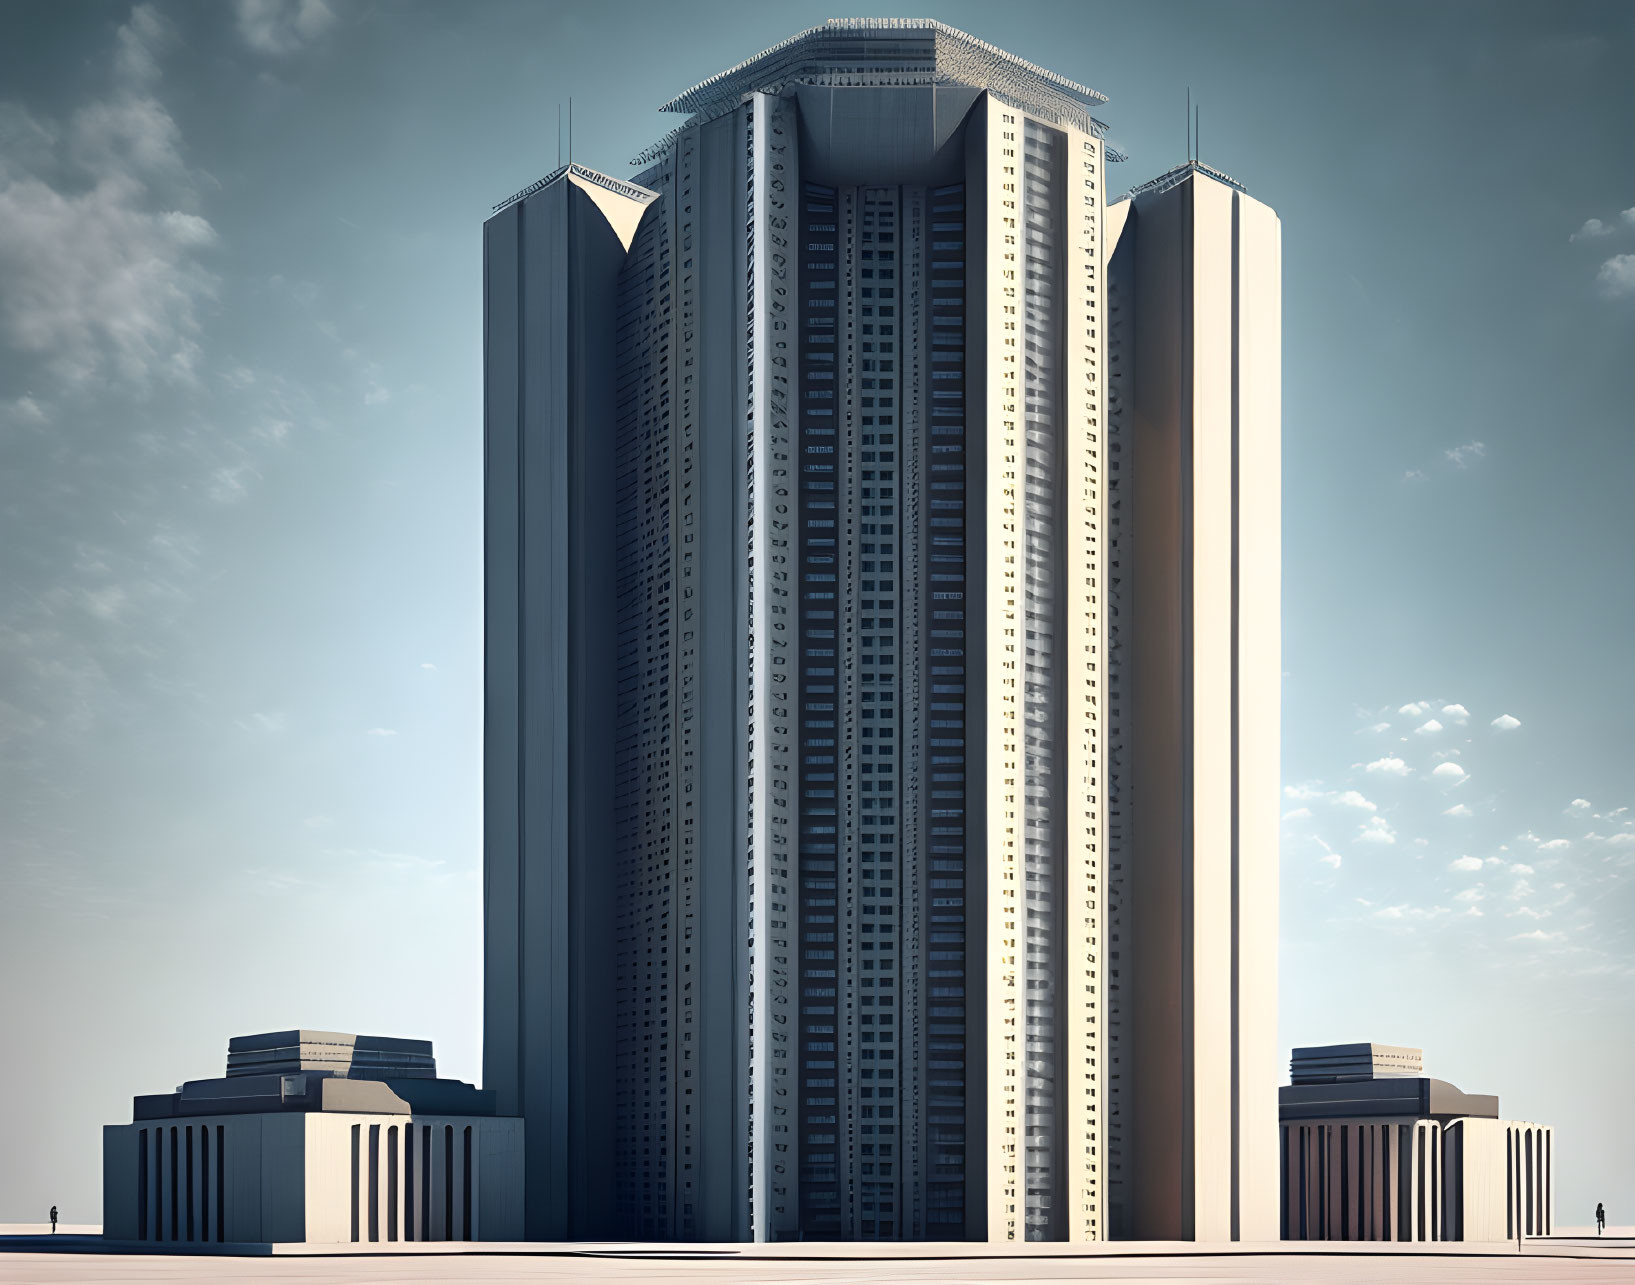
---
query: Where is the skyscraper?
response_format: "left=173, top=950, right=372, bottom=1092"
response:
left=483, top=19, right=1280, bottom=1245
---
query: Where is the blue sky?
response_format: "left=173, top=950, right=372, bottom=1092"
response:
left=1, top=0, right=1631, bottom=1228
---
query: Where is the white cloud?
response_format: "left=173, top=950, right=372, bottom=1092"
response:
left=1606, top=834, right=1635, bottom=849
left=1356, top=816, right=1397, bottom=845
left=1333, top=790, right=1377, bottom=811
left=1398, top=702, right=1431, bottom=717
left=1432, top=762, right=1468, bottom=782
left=1445, top=441, right=1486, bottom=467
left=1598, top=255, right=1635, bottom=299
left=0, top=7, right=216, bottom=388
left=1571, top=217, right=1613, bottom=241
left=1490, top=713, right=1522, bottom=730
left=1454, top=886, right=1484, bottom=902
left=1441, top=703, right=1470, bottom=722
left=1538, top=839, right=1571, bottom=853
left=235, top=0, right=337, bottom=55
left=302, top=815, right=333, bottom=829
left=321, top=847, right=448, bottom=876
left=1450, top=855, right=1484, bottom=872
left=1282, top=807, right=1312, bottom=820
left=1321, top=853, right=1343, bottom=869
left=1510, top=906, right=1550, bottom=920
left=1364, top=721, right=1391, bottom=733
left=1511, top=929, right=1559, bottom=942
left=236, top=711, right=286, bottom=733
left=208, top=461, right=257, bottom=504
left=1415, top=718, right=1444, bottom=735
left=112, top=2, right=169, bottom=86
left=1366, top=756, right=1411, bottom=777
left=253, top=416, right=291, bottom=446
left=1284, top=782, right=1326, bottom=800
left=1444, top=803, right=1473, bottom=817
left=365, top=727, right=397, bottom=737
left=1484, top=857, right=1505, bottom=868
left=1375, top=904, right=1450, bottom=922
left=1510, top=863, right=1536, bottom=875
left=419, top=662, right=437, bottom=671
left=1568, top=798, right=1593, bottom=813
left=1465, top=906, right=1484, bottom=917
left=80, top=586, right=128, bottom=621
left=4, top=394, right=48, bottom=426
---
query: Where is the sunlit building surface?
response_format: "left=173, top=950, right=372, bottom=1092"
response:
left=101, top=1032, right=523, bottom=1246
left=483, top=20, right=1281, bottom=1244
left=1279, top=1043, right=1554, bottom=1242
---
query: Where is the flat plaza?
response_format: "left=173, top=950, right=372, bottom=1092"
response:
left=5, top=1238, right=1635, bottom=1284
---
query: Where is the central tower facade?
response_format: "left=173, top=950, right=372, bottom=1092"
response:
left=484, top=19, right=1281, bottom=1246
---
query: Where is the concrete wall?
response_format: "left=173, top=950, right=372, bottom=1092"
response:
left=103, top=1113, right=523, bottom=1246
left=100, top=1125, right=138, bottom=1240
left=745, top=88, right=802, bottom=1244
left=483, top=170, right=652, bottom=1241
left=301, top=1114, right=524, bottom=1244
left=971, top=89, right=1032, bottom=1244
left=1232, top=182, right=1283, bottom=1245
left=1112, top=168, right=1281, bottom=1242
left=1455, top=1118, right=1510, bottom=1242
left=1279, top=1116, right=1552, bottom=1243
left=961, top=94, right=991, bottom=1244
left=690, top=108, right=753, bottom=1244
left=967, top=92, right=1110, bottom=1244
left=1060, top=111, right=1110, bottom=1250
left=103, top=1114, right=306, bottom=1244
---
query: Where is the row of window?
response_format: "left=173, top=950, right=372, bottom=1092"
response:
left=792, top=179, right=969, bottom=1239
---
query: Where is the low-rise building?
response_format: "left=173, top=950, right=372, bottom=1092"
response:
left=102, top=1030, right=523, bottom=1246
left=1279, top=1042, right=1551, bottom=1242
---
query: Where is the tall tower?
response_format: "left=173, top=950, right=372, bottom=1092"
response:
left=483, top=20, right=1280, bottom=1245
left=1105, top=161, right=1283, bottom=1241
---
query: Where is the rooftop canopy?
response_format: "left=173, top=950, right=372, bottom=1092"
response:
left=226, top=1029, right=437, bottom=1080
left=657, top=18, right=1109, bottom=136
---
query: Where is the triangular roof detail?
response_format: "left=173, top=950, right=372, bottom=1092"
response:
left=490, top=163, right=658, bottom=249
left=1115, top=159, right=1248, bottom=204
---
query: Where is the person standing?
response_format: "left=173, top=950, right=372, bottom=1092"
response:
left=1597, top=1202, right=1606, bottom=1235
left=49, top=1205, right=57, bottom=1234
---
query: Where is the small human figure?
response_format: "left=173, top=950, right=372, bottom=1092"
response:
left=49, top=1205, right=57, bottom=1234
left=1597, top=1202, right=1606, bottom=1235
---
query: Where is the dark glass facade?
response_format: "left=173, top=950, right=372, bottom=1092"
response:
left=793, top=179, right=969, bottom=1239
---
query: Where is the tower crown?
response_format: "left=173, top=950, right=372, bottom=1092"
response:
left=658, top=18, right=1108, bottom=131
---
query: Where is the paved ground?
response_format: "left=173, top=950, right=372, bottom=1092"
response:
left=5, top=1240, right=1635, bottom=1285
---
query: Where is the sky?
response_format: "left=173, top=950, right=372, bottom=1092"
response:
left=0, top=0, right=1631, bottom=1230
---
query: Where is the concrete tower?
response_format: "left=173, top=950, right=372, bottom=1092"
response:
left=483, top=20, right=1281, bottom=1245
